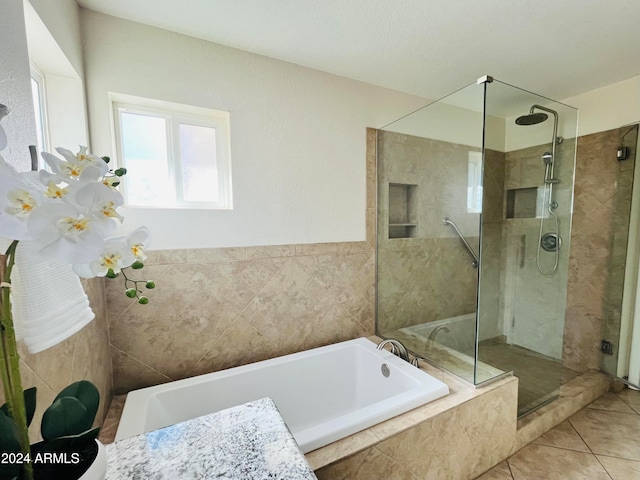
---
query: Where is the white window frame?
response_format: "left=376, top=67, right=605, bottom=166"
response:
left=30, top=64, right=50, bottom=157
left=111, top=94, right=232, bottom=209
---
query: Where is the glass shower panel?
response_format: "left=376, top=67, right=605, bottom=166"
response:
left=477, top=79, right=578, bottom=414
left=376, top=81, right=484, bottom=384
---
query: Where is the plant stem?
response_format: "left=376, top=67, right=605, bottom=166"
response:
left=0, top=241, right=33, bottom=480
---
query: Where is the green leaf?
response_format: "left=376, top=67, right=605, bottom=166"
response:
left=39, top=426, right=100, bottom=454
left=24, top=386, right=36, bottom=427
left=0, top=387, right=37, bottom=427
left=41, top=397, right=90, bottom=441
left=53, top=381, right=100, bottom=426
left=0, top=411, right=21, bottom=479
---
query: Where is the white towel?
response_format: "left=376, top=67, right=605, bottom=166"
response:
left=8, top=240, right=95, bottom=354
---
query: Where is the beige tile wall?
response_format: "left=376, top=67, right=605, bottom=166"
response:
left=563, top=128, right=631, bottom=371
left=601, top=125, right=638, bottom=374
left=107, top=243, right=376, bottom=393
left=0, top=277, right=112, bottom=441
left=314, top=374, right=518, bottom=480
left=376, top=130, right=480, bottom=334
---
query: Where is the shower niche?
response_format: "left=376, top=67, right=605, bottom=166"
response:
left=388, top=183, right=417, bottom=238
left=376, top=75, right=578, bottom=416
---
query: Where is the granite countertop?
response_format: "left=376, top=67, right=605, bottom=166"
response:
left=105, top=397, right=317, bottom=480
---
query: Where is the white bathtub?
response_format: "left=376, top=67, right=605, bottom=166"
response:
left=115, top=337, right=449, bottom=453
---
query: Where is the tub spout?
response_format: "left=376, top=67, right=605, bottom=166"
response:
left=376, top=338, right=411, bottom=363
left=428, top=326, right=451, bottom=342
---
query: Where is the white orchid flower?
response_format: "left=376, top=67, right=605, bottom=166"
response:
left=0, top=173, right=43, bottom=240
left=26, top=203, right=108, bottom=264
left=72, top=236, right=134, bottom=278
left=42, top=148, right=108, bottom=182
left=126, top=226, right=152, bottom=262
left=56, top=146, right=103, bottom=167
left=73, top=183, right=124, bottom=227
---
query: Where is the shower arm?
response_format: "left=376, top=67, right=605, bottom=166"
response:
left=531, top=104, right=559, bottom=197
left=443, top=217, right=479, bottom=269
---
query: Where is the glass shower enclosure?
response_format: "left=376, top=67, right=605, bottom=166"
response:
left=376, top=76, right=578, bottom=416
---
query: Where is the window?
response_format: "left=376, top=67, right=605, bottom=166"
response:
left=112, top=95, right=232, bottom=209
left=30, top=65, right=49, bottom=157
left=467, top=151, right=483, bottom=213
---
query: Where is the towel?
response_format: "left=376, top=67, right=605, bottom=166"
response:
left=7, top=240, right=95, bottom=354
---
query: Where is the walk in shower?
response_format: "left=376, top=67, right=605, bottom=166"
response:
left=376, top=76, right=579, bottom=416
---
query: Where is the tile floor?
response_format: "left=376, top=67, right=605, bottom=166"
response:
left=476, top=388, right=640, bottom=480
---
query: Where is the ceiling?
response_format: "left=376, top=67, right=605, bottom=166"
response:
left=76, top=0, right=640, bottom=102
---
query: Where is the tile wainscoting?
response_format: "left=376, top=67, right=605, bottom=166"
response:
left=106, top=242, right=375, bottom=393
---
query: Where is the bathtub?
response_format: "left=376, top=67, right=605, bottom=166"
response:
left=115, top=337, right=449, bottom=453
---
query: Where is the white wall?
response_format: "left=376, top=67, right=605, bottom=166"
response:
left=23, top=0, right=88, bottom=153
left=28, top=0, right=83, bottom=77
left=0, top=0, right=37, bottom=171
left=81, top=10, right=426, bottom=250
left=564, top=76, right=640, bottom=137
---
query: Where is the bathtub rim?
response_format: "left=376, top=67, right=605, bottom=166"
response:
left=115, top=337, right=449, bottom=445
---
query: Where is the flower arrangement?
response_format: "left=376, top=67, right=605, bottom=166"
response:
left=0, top=142, right=154, bottom=480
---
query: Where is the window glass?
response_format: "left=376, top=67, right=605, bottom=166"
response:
left=120, top=111, right=173, bottom=207
left=179, top=123, right=219, bottom=203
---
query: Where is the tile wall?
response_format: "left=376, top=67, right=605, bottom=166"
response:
left=564, top=127, right=636, bottom=372
left=106, top=243, right=376, bottom=393
left=376, top=130, right=480, bottom=334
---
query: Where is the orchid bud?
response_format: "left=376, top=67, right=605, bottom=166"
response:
left=102, top=156, right=110, bottom=164
left=131, top=260, right=144, bottom=269
left=114, top=168, right=127, bottom=177
left=145, top=281, right=155, bottom=289
left=125, top=288, right=137, bottom=298
left=106, top=269, right=119, bottom=279
left=138, top=296, right=149, bottom=305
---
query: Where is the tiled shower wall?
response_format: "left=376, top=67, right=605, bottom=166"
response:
left=376, top=130, right=480, bottom=334
left=500, top=140, right=575, bottom=359
left=564, top=126, right=638, bottom=372
left=0, top=278, right=112, bottom=440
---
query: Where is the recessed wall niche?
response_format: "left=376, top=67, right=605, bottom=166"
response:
left=388, top=183, right=417, bottom=238
left=506, top=187, right=539, bottom=219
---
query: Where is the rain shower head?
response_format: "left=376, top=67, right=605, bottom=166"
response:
left=515, top=112, right=549, bottom=125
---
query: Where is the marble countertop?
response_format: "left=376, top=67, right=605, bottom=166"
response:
left=105, top=397, right=317, bottom=480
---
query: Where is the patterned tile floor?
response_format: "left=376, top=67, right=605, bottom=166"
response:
left=476, top=388, right=640, bottom=480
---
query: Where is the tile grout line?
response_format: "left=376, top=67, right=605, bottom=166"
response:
left=186, top=257, right=292, bottom=376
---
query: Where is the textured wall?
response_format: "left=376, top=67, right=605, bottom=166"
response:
left=376, top=130, right=480, bottom=334
left=80, top=10, right=426, bottom=250
left=501, top=140, right=575, bottom=360
left=0, top=0, right=37, bottom=171
left=564, top=127, right=636, bottom=371
left=106, top=243, right=375, bottom=393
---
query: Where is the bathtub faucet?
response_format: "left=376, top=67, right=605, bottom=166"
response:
left=428, top=326, right=451, bottom=342
left=376, top=338, right=420, bottom=367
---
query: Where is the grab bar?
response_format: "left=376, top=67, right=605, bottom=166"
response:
left=443, top=217, right=479, bottom=269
